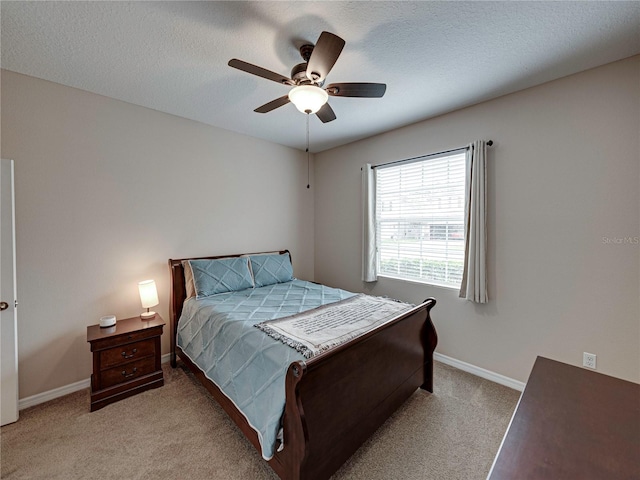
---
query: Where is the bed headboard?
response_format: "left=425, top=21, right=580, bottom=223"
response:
left=167, top=250, right=290, bottom=366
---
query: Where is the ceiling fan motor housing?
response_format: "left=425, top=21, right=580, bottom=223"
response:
left=296, top=44, right=322, bottom=83
left=291, top=62, right=320, bottom=86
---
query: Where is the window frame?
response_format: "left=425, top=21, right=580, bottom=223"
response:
left=374, top=149, right=466, bottom=289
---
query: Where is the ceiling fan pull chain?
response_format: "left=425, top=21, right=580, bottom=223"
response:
left=306, top=113, right=310, bottom=189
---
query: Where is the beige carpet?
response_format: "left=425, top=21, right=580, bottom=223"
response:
left=1, top=361, right=520, bottom=480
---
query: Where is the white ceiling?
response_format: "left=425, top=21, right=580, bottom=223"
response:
left=2, top=1, right=639, bottom=152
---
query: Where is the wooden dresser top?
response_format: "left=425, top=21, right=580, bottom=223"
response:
left=488, top=356, right=639, bottom=480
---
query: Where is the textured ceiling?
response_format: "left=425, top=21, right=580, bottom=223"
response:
left=2, top=1, right=639, bottom=152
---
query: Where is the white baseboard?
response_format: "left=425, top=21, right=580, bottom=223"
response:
left=18, top=353, right=173, bottom=411
left=434, top=352, right=526, bottom=391
left=19, top=378, right=90, bottom=410
left=19, top=352, right=521, bottom=410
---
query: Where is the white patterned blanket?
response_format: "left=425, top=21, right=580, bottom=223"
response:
left=254, top=294, right=414, bottom=358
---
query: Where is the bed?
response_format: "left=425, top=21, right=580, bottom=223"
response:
left=169, top=250, right=437, bottom=480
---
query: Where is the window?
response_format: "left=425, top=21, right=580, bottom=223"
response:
left=375, top=151, right=466, bottom=288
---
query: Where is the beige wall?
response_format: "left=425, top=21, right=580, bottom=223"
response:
left=1, top=70, right=315, bottom=398
left=314, top=56, right=640, bottom=384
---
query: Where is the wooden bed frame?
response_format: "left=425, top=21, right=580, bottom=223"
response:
left=169, top=250, right=438, bottom=480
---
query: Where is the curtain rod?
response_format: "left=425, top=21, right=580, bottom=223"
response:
left=372, top=140, right=493, bottom=170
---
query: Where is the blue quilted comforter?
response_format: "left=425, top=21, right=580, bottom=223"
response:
left=177, top=279, right=355, bottom=459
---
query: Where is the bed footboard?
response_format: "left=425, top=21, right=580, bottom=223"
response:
left=271, top=298, right=437, bottom=480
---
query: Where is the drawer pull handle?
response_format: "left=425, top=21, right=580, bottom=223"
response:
left=121, top=348, right=138, bottom=359
left=121, top=367, right=138, bottom=378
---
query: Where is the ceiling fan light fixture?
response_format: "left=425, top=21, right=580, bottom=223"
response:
left=288, top=85, right=328, bottom=114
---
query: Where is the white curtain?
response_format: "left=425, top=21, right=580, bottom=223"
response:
left=361, top=163, right=377, bottom=282
left=459, top=141, right=488, bottom=303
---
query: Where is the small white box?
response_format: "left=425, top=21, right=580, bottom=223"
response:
left=99, top=315, right=116, bottom=328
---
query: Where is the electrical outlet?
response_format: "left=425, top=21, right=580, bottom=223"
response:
left=583, top=352, right=597, bottom=369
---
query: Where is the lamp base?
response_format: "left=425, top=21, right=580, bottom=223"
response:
left=141, top=311, right=156, bottom=319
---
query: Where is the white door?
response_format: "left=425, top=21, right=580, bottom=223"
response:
left=1, top=158, right=19, bottom=425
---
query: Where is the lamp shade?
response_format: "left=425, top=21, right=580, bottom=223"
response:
left=138, top=280, right=158, bottom=309
left=288, top=85, right=329, bottom=114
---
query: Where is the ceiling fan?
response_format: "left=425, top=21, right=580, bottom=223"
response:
left=228, top=31, right=386, bottom=123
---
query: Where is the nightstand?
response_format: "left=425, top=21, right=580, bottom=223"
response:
left=87, top=315, right=165, bottom=411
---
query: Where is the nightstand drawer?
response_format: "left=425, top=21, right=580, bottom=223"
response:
left=89, top=326, right=163, bottom=351
left=100, top=338, right=156, bottom=369
left=99, top=356, right=156, bottom=389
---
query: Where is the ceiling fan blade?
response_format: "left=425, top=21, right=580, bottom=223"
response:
left=306, top=32, right=345, bottom=83
left=254, top=95, right=291, bottom=113
left=326, top=83, right=387, bottom=98
left=316, top=103, right=336, bottom=123
left=228, top=59, right=294, bottom=86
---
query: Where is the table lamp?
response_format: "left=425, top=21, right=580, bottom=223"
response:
left=138, top=279, right=158, bottom=319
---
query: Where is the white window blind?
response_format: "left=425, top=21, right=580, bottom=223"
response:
left=375, top=151, right=466, bottom=288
